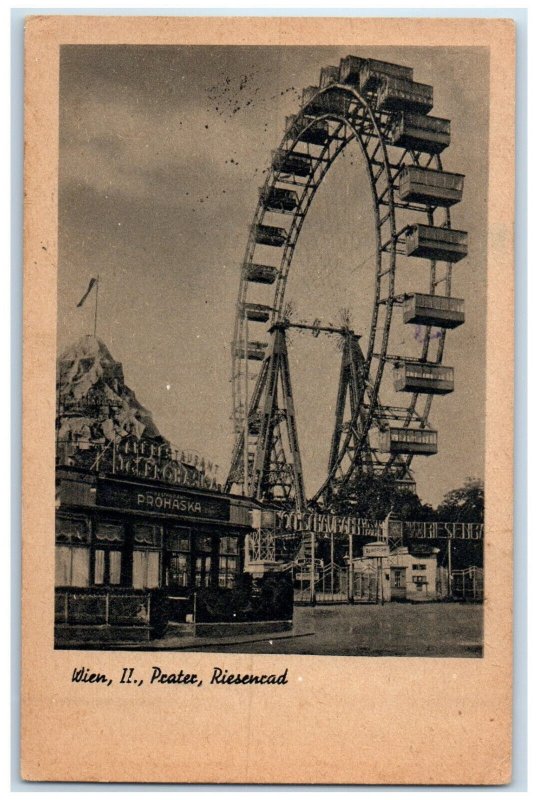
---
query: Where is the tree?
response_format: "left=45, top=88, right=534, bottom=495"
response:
left=436, top=477, right=484, bottom=522
left=393, top=491, right=436, bottom=522
left=330, top=473, right=435, bottom=522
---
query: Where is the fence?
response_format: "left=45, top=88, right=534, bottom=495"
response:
left=352, top=569, right=380, bottom=603
left=288, top=561, right=384, bottom=605
left=55, top=588, right=151, bottom=627
left=451, top=567, right=484, bottom=601
left=293, top=562, right=349, bottom=604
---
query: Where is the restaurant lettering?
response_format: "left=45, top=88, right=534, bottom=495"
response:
left=137, top=493, right=202, bottom=514
left=115, top=455, right=221, bottom=491
left=275, top=510, right=381, bottom=537
left=96, top=481, right=230, bottom=522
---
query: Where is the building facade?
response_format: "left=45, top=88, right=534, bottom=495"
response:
left=54, top=466, right=266, bottom=645
left=353, top=542, right=441, bottom=602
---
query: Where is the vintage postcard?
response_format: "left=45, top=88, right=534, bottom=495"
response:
left=21, top=15, right=514, bottom=784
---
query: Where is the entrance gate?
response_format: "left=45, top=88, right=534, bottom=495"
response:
left=352, top=566, right=380, bottom=603
left=451, top=567, right=483, bottom=601
left=289, top=561, right=349, bottom=604
left=288, top=561, right=381, bottom=604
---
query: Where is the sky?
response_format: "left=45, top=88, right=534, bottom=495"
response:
left=58, top=45, right=489, bottom=506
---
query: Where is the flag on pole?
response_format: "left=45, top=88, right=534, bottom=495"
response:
left=76, top=278, right=98, bottom=307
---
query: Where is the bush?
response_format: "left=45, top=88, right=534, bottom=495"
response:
left=194, top=573, right=293, bottom=623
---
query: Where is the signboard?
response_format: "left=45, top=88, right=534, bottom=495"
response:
left=113, top=451, right=221, bottom=492
left=272, top=510, right=483, bottom=541
left=363, top=543, right=390, bottom=558
left=402, top=521, right=483, bottom=540
left=97, top=479, right=230, bottom=522
left=275, top=509, right=382, bottom=538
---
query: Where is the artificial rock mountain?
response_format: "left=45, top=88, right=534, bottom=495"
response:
left=57, top=334, right=163, bottom=447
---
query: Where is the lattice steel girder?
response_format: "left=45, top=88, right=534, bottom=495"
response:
left=246, top=326, right=306, bottom=508
left=323, top=332, right=378, bottom=501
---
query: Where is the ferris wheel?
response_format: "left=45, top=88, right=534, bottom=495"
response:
left=226, top=56, right=467, bottom=509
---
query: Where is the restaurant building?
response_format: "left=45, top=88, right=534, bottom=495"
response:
left=54, top=460, right=266, bottom=645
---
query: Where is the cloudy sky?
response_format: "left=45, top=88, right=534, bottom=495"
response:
left=58, top=45, right=489, bottom=505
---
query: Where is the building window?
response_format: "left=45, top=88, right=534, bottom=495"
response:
left=109, top=551, right=122, bottom=584
left=412, top=563, right=427, bottom=571
left=94, top=549, right=105, bottom=584
left=55, top=545, right=90, bottom=587
left=393, top=570, right=403, bottom=588
left=218, top=536, right=239, bottom=587
left=133, top=550, right=160, bottom=589
left=133, top=523, right=162, bottom=548
left=166, top=553, right=189, bottom=588
left=95, top=521, right=124, bottom=544
left=93, top=548, right=122, bottom=586
left=195, top=556, right=212, bottom=588
left=194, top=534, right=213, bottom=588
left=220, top=536, right=239, bottom=555
left=56, top=515, right=90, bottom=544
left=218, top=556, right=239, bottom=588
left=196, top=535, right=213, bottom=553
left=165, top=528, right=191, bottom=589
left=166, top=529, right=190, bottom=552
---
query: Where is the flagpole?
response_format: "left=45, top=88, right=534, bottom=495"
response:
left=94, top=275, right=100, bottom=339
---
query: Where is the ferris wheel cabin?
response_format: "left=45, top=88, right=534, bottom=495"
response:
left=403, top=293, right=465, bottom=329
left=242, top=302, right=272, bottom=323
left=379, top=428, right=438, bottom=456
left=272, top=150, right=313, bottom=178
left=286, top=115, right=330, bottom=145
left=377, top=77, right=434, bottom=115
left=301, top=86, right=351, bottom=117
left=399, top=166, right=464, bottom=207
left=388, top=112, right=451, bottom=154
left=244, top=263, right=279, bottom=284
left=339, top=55, right=413, bottom=90
left=405, top=224, right=468, bottom=262
left=319, top=65, right=340, bottom=88
left=254, top=223, right=288, bottom=247
left=260, top=186, right=298, bottom=212
left=234, top=341, right=267, bottom=361
left=393, top=362, right=454, bottom=395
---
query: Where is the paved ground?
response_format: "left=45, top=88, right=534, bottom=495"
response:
left=179, top=602, right=483, bottom=658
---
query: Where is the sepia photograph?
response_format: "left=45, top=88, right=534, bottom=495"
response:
left=55, top=44, right=487, bottom=657
left=21, top=15, right=515, bottom=784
